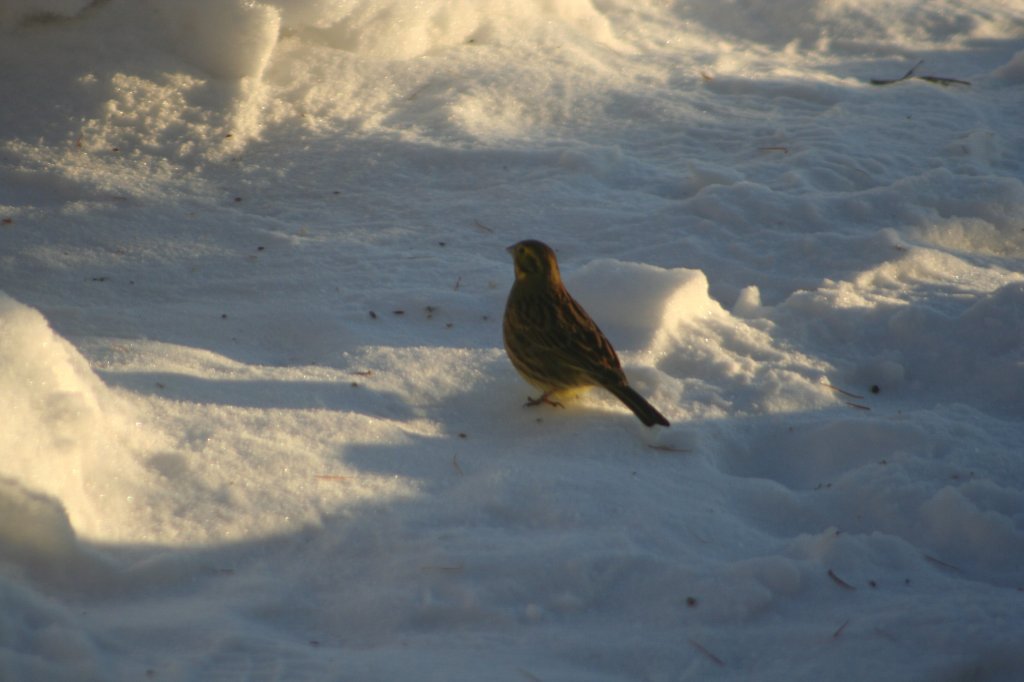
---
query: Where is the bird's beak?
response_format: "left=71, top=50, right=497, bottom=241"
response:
left=505, top=244, right=516, bottom=255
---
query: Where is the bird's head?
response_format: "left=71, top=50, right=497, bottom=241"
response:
left=507, top=240, right=561, bottom=283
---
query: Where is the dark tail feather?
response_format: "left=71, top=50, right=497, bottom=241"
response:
left=607, top=384, right=670, bottom=427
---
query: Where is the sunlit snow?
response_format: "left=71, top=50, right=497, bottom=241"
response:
left=2, top=0, right=1023, bottom=680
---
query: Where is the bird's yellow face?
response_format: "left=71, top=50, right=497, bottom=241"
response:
left=507, top=240, right=561, bottom=283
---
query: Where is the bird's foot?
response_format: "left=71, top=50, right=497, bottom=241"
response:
left=524, top=393, right=564, bottom=409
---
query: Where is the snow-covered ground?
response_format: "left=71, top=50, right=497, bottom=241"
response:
left=2, top=0, right=1023, bottom=679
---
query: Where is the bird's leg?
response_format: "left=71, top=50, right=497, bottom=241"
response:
left=524, top=391, right=564, bottom=408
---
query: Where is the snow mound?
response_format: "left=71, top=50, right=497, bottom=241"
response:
left=781, top=268, right=1024, bottom=413
left=569, top=261, right=835, bottom=417
left=157, top=0, right=280, bottom=80
left=284, top=0, right=622, bottom=58
left=0, top=0, right=627, bottom=166
left=0, top=293, right=114, bottom=509
left=0, top=293, right=155, bottom=544
left=679, top=0, right=1021, bottom=51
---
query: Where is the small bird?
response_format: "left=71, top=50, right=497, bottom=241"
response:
left=503, top=239, right=670, bottom=427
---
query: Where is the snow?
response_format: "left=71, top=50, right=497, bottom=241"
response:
left=1, top=0, right=1023, bottom=679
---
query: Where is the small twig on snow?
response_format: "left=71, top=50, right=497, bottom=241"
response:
left=823, top=383, right=865, bottom=400
left=917, top=74, right=972, bottom=86
left=924, top=554, right=963, bottom=573
left=870, top=60, right=970, bottom=87
left=828, top=569, right=857, bottom=591
left=833, top=619, right=851, bottom=639
left=871, top=59, right=925, bottom=85
left=689, top=639, right=725, bottom=667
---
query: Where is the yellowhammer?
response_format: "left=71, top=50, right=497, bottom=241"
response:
left=503, top=239, right=670, bottom=427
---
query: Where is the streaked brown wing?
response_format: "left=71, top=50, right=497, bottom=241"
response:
left=554, top=290, right=627, bottom=386
left=506, top=284, right=626, bottom=390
